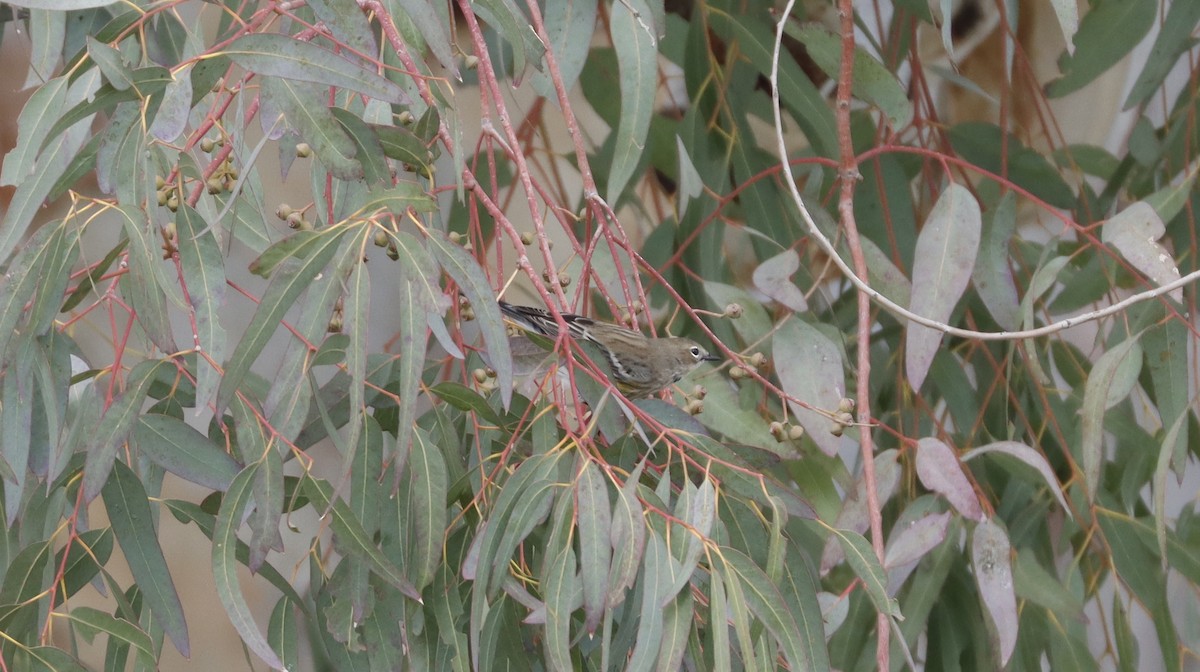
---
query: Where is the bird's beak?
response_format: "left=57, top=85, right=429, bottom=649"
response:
left=702, top=354, right=720, bottom=362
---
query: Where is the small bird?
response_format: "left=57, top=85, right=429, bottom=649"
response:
left=498, top=300, right=719, bottom=399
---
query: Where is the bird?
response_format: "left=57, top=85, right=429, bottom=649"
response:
left=498, top=300, right=719, bottom=399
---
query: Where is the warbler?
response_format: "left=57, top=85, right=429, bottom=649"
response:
left=498, top=300, right=719, bottom=399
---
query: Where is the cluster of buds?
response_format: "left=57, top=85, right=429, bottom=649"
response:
left=679, top=384, right=706, bottom=415
left=472, top=367, right=497, bottom=394
left=204, top=157, right=239, bottom=195
left=768, top=420, right=806, bottom=442
left=541, top=269, right=571, bottom=288
left=829, top=398, right=855, bottom=437
left=275, top=203, right=312, bottom=231
left=729, top=351, right=767, bottom=380
left=155, top=175, right=179, bottom=212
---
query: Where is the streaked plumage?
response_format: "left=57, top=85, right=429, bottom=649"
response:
left=498, top=300, right=718, bottom=398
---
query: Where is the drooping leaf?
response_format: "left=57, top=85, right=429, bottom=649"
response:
left=102, top=461, right=190, bottom=657
left=972, top=518, right=1018, bottom=666
left=175, top=203, right=227, bottom=412
left=1080, top=338, right=1142, bottom=502
left=915, top=437, right=983, bottom=522
left=1101, top=202, right=1184, bottom=303
left=606, top=0, right=657, bottom=203
left=906, top=183, right=980, bottom=391
left=212, top=464, right=284, bottom=668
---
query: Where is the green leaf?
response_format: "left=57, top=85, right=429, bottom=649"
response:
left=1123, top=0, right=1200, bottom=109
left=408, top=426, right=447, bottom=590
left=87, top=36, right=133, bottom=90
left=710, top=12, right=837, bottom=157
left=0, top=76, right=68, bottom=187
left=576, top=458, right=611, bottom=632
left=330, top=107, right=391, bottom=187
left=83, top=359, right=173, bottom=502
left=260, top=76, right=361, bottom=180
left=17, top=647, right=89, bottom=672
left=0, top=221, right=67, bottom=364
left=605, top=0, right=657, bottom=203
left=115, top=205, right=181, bottom=355
left=55, top=528, right=114, bottom=600
left=1101, top=202, right=1184, bottom=303
left=225, top=34, right=408, bottom=104
left=1080, top=338, right=1142, bottom=502
left=971, top=518, right=1017, bottom=665
left=626, top=531, right=669, bottom=670
left=23, top=9, right=65, bottom=89
left=212, top=464, right=284, bottom=668
left=267, top=596, right=301, bottom=672
left=948, top=122, right=1075, bottom=209
left=134, top=414, right=241, bottom=491
left=41, top=67, right=170, bottom=152
left=721, top=547, right=817, bottom=672
left=1048, top=0, right=1156, bottom=98
left=61, top=606, right=154, bottom=664
left=101, top=461, right=190, bottom=657
left=429, top=382, right=504, bottom=426
left=217, top=227, right=345, bottom=415
left=176, top=203, right=228, bottom=412
left=425, top=230, right=513, bottom=407
left=305, top=0, right=379, bottom=63
left=607, top=459, right=647, bottom=608
left=302, top=475, right=422, bottom=600
left=529, top=0, right=590, bottom=97
left=973, top=192, right=1020, bottom=330
left=1013, top=548, right=1083, bottom=620
left=0, top=98, right=92, bottom=267
left=149, top=69, right=192, bottom=142
left=657, top=591, right=694, bottom=671
left=788, top=23, right=913, bottom=129
left=541, top=516, right=577, bottom=671
left=374, top=123, right=436, bottom=174
left=392, top=0, right=458, bottom=75
left=829, top=528, right=899, bottom=618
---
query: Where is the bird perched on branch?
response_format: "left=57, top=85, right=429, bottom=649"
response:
left=498, top=300, right=719, bottom=399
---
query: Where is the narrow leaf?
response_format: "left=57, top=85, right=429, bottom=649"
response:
left=302, top=475, right=422, bottom=600
left=176, top=203, right=227, bottom=412
left=576, top=458, right=611, bottom=633
left=1080, top=338, right=1142, bottom=502
left=408, top=426, right=447, bottom=591
left=606, top=0, right=656, bottom=203
left=226, top=34, right=407, bottom=103
left=213, top=464, right=284, bottom=668
left=426, top=230, right=512, bottom=406
left=217, top=227, right=345, bottom=415
left=102, top=461, right=190, bottom=656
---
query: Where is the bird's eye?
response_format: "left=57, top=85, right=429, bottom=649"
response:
left=690, top=346, right=702, bottom=358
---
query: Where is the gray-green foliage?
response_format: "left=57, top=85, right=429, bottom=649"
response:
left=0, top=0, right=1197, bottom=670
